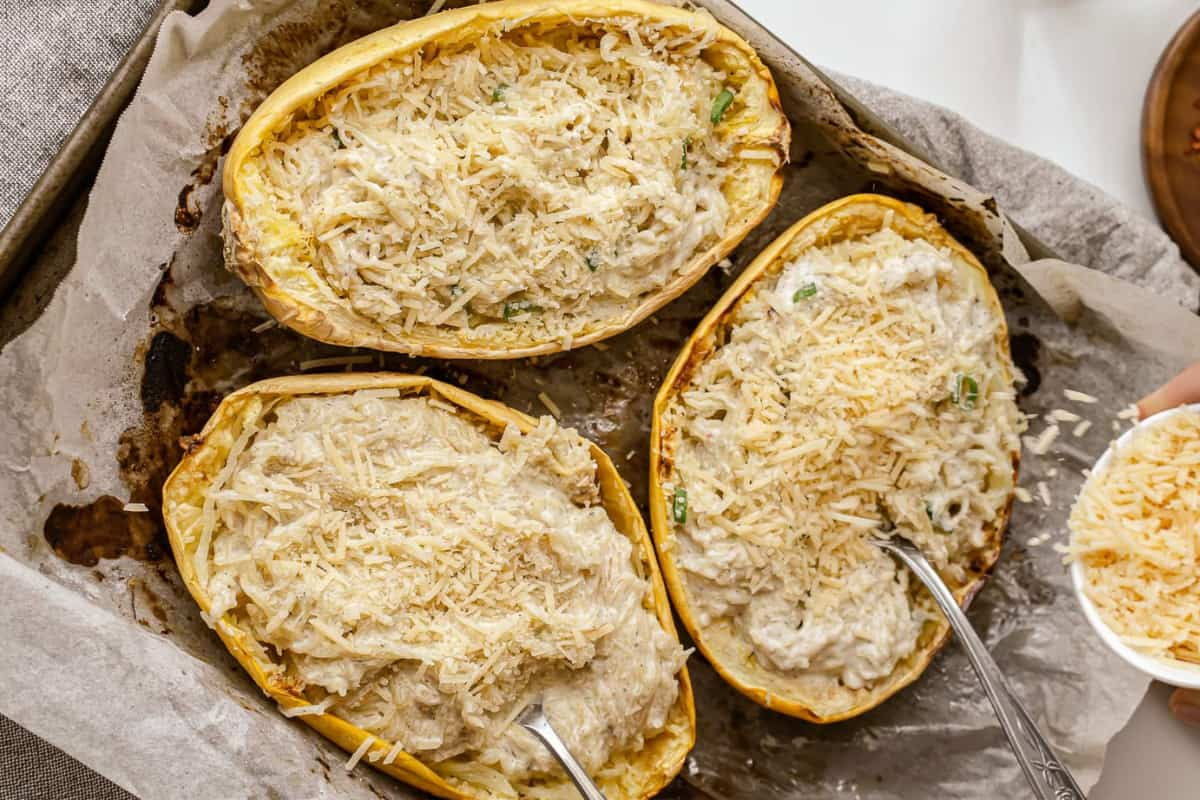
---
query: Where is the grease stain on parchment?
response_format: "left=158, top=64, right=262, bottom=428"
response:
left=174, top=1, right=436, bottom=234
left=174, top=119, right=238, bottom=234
left=44, top=495, right=162, bottom=567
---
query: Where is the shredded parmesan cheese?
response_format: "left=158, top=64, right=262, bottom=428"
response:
left=238, top=17, right=735, bottom=344
left=537, top=391, right=563, bottom=419
left=279, top=697, right=335, bottom=718
left=1026, top=424, right=1060, bottom=456
left=662, top=228, right=1020, bottom=689
left=1067, top=410, right=1200, bottom=664
left=298, top=355, right=374, bottom=371
left=196, top=392, right=684, bottom=784
left=122, top=502, right=150, bottom=513
left=346, top=735, right=376, bottom=771
left=1064, top=389, right=1099, bottom=404
left=382, top=739, right=405, bottom=766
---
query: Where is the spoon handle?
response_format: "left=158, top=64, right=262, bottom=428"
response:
left=879, top=539, right=1086, bottom=800
left=518, top=704, right=608, bottom=800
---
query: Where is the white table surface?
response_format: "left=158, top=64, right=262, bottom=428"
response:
left=735, top=0, right=1199, bottom=796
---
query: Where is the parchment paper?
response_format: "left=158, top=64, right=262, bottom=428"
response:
left=1, top=1, right=1198, bottom=798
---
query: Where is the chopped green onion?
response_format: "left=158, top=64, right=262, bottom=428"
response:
left=952, top=373, right=979, bottom=410
left=331, top=128, right=346, bottom=149
left=680, top=136, right=692, bottom=170
left=502, top=300, right=541, bottom=320
left=925, top=502, right=934, bottom=520
left=793, top=283, right=817, bottom=302
left=585, top=251, right=600, bottom=272
left=491, top=83, right=509, bottom=103
left=710, top=88, right=735, bottom=124
left=672, top=488, right=688, bottom=524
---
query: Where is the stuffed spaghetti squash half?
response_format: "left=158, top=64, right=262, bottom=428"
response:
left=222, top=0, right=789, bottom=358
left=650, top=195, right=1021, bottom=722
left=162, top=374, right=694, bottom=799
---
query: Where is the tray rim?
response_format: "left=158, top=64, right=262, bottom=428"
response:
left=0, top=0, right=208, bottom=306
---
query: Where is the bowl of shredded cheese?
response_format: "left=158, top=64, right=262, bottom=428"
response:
left=1067, top=403, right=1200, bottom=688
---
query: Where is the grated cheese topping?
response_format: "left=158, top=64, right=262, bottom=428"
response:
left=1025, top=423, right=1060, bottom=456
left=238, top=17, right=735, bottom=344
left=1064, top=389, right=1099, bottom=404
left=197, top=392, right=685, bottom=783
left=279, top=696, right=335, bottom=718
left=662, top=227, right=1020, bottom=689
left=346, top=735, right=376, bottom=771
left=1067, top=409, right=1200, bottom=664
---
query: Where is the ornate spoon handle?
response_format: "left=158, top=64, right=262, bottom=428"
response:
left=877, top=537, right=1086, bottom=800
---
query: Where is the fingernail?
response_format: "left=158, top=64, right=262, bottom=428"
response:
left=1169, top=696, right=1200, bottom=725
left=1135, top=391, right=1161, bottom=420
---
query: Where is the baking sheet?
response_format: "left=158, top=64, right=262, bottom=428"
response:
left=2, top=1, right=1199, bottom=798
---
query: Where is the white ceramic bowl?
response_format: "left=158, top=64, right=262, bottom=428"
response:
left=1069, top=402, right=1200, bottom=689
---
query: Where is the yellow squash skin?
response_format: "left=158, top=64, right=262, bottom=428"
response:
left=162, top=373, right=695, bottom=799
left=649, top=194, right=1018, bottom=723
left=222, top=0, right=789, bottom=359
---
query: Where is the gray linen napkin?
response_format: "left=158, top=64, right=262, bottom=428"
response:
left=0, top=0, right=160, bottom=227
left=0, top=714, right=135, bottom=800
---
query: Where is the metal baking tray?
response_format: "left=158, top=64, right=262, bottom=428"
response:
left=0, top=2, right=1070, bottom=799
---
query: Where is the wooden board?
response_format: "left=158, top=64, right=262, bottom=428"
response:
left=1144, top=9, right=1200, bottom=270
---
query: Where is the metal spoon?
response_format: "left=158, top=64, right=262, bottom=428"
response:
left=516, top=699, right=608, bottom=800
left=874, top=536, right=1086, bottom=800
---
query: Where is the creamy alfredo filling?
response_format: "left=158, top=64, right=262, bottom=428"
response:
left=200, top=392, right=685, bottom=779
left=240, top=19, right=733, bottom=340
left=665, top=227, right=1019, bottom=689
